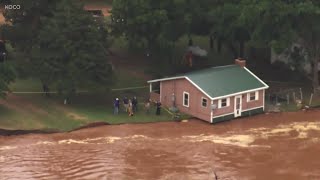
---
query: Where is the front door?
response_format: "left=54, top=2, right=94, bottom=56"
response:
left=234, top=95, right=242, bottom=117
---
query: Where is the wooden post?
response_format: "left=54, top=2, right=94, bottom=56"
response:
left=287, top=94, right=290, bottom=105
left=309, top=93, right=314, bottom=106
left=300, top=88, right=303, bottom=101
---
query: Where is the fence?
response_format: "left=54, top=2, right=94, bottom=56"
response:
left=265, top=81, right=314, bottom=106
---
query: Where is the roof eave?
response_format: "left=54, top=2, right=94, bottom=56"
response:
left=211, top=86, right=269, bottom=100
left=147, top=76, right=185, bottom=83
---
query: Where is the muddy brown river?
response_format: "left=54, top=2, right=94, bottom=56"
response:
left=1, top=111, right=320, bottom=180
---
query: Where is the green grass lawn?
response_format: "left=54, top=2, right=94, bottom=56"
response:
left=0, top=91, right=174, bottom=131
left=10, top=78, right=43, bottom=92
left=113, top=68, right=147, bottom=89
left=82, top=0, right=112, bottom=6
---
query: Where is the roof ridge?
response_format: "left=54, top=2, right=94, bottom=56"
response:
left=183, top=64, right=238, bottom=76
left=210, top=64, right=237, bottom=69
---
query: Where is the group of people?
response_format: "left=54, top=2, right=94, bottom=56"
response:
left=113, top=96, right=162, bottom=116
left=113, top=96, right=138, bottom=116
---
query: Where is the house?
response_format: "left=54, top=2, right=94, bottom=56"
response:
left=148, top=59, right=269, bottom=123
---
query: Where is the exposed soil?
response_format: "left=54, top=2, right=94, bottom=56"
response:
left=83, top=5, right=111, bottom=16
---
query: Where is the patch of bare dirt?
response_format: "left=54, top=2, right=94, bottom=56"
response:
left=67, top=113, right=88, bottom=121
left=83, top=5, right=111, bottom=16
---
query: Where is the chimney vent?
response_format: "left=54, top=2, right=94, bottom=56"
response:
left=235, top=58, right=246, bottom=67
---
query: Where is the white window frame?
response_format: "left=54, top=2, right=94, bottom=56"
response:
left=183, top=91, right=190, bottom=107
left=201, top=97, right=208, bottom=108
left=218, top=98, right=230, bottom=108
left=247, top=91, right=259, bottom=102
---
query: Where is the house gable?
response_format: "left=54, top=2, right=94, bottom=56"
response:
left=160, top=78, right=211, bottom=122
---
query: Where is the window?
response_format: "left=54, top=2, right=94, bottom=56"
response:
left=247, top=91, right=259, bottom=102
left=218, top=98, right=230, bottom=108
left=201, top=97, right=207, bottom=107
left=183, top=92, right=189, bottom=107
left=221, top=99, right=227, bottom=107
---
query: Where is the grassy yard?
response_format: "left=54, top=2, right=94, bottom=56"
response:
left=0, top=93, right=174, bottom=131
left=82, top=0, right=112, bottom=6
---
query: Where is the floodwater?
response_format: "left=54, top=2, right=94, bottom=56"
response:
left=1, top=111, right=320, bottom=180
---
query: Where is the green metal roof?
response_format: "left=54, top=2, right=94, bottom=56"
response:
left=185, top=65, right=268, bottom=98
left=149, top=65, right=268, bottom=99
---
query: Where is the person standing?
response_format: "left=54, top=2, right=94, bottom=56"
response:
left=128, top=99, right=134, bottom=116
left=145, top=99, right=151, bottom=114
left=156, top=101, right=161, bottom=115
left=132, top=96, right=138, bottom=112
left=114, top=98, right=120, bottom=115
left=210, top=35, right=214, bottom=50
left=123, top=96, right=129, bottom=112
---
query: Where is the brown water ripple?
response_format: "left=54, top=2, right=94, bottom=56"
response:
left=1, top=111, right=320, bottom=179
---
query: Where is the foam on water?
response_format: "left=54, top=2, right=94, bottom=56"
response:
left=184, top=134, right=256, bottom=147
left=250, top=121, right=320, bottom=139
left=0, top=146, right=17, bottom=151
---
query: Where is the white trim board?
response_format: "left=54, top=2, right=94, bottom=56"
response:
left=212, top=87, right=267, bottom=101
left=147, top=76, right=185, bottom=83
left=212, top=112, right=234, bottom=119
left=185, top=77, right=213, bottom=99
left=212, top=106, right=264, bottom=119
left=160, top=81, right=162, bottom=102
left=210, top=100, right=214, bottom=123
left=242, top=106, right=264, bottom=112
left=263, top=89, right=265, bottom=111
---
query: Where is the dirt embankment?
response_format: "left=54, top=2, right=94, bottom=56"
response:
left=0, top=122, right=111, bottom=136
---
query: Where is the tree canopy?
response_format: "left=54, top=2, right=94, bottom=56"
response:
left=1, top=0, right=114, bottom=100
left=111, top=0, right=320, bottom=91
left=31, top=0, right=113, bottom=98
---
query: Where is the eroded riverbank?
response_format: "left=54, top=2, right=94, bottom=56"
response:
left=1, top=110, right=320, bottom=179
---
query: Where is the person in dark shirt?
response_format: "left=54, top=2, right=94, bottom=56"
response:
left=132, top=96, right=138, bottom=112
left=114, top=98, right=120, bottom=115
left=123, top=96, right=129, bottom=112
left=156, top=101, right=161, bottom=115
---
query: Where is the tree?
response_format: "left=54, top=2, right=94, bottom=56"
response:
left=3, top=0, right=58, bottom=51
left=111, top=0, right=169, bottom=52
left=243, top=0, right=320, bottom=93
left=206, top=1, right=251, bottom=58
left=31, top=0, right=114, bottom=101
left=0, top=63, right=15, bottom=98
left=1, top=0, right=59, bottom=81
